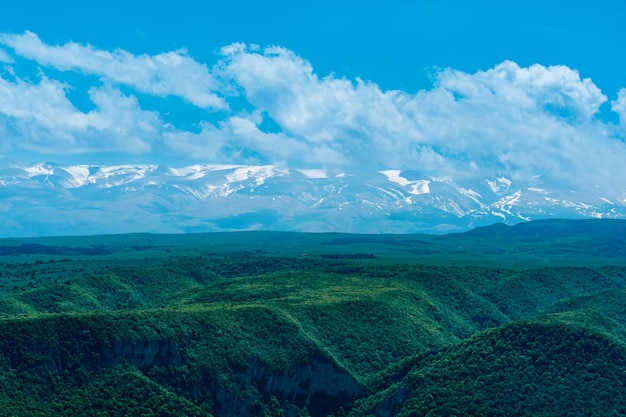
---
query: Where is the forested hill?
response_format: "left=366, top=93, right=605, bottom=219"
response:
left=0, top=219, right=625, bottom=416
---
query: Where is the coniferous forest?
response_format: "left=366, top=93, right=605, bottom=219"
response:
left=1, top=219, right=626, bottom=416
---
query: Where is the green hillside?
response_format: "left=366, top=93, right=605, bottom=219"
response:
left=350, top=310, right=626, bottom=417
left=0, top=219, right=625, bottom=416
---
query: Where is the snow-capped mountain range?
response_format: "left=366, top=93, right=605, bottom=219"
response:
left=1, top=159, right=625, bottom=237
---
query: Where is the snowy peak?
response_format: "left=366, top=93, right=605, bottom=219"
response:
left=0, top=162, right=624, bottom=237
left=380, top=170, right=431, bottom=195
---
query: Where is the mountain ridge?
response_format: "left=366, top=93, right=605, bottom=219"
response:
left=1, top=161, right=625, bottom=237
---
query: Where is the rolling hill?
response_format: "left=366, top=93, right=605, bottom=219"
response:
left=0, top=219, right=625, bottom=416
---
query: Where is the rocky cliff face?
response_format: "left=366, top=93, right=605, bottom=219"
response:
left=209, top=356, right=364, bottom=417
left=371, top=385, right=409, bottom=417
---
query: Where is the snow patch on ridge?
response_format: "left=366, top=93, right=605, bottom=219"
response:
left=24, top=163, right=54, bottom=177
left=486, top=177, right=512, bottom=194
left=458, top=187, right=485, bottom=208
left=380, top=170, right=430, bottom=195
left=167, top=164, right=243, bottom=179
left=599, top=197, right=614, bottom=205
left=62, top=165, right=91, bottom=188
left=225, top=165, right=288, bottom=185
left=296, top=169, right=328, bottom=179
left=89, top=165, right=159, bottom=188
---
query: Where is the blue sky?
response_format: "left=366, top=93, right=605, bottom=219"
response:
left=1, top=1, right=626, bottom=193
left=4, top=1, right=624, bottom=94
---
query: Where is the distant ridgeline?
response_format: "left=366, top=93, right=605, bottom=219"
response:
left=0, top=243, right=112, bottom=256
left=0, top=219, right=625, bottom=416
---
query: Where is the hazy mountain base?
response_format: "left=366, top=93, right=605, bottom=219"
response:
left=0, top=219, right=625, bottom=416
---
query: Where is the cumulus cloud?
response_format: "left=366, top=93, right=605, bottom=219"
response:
left=0, top=31, right=225, bottom=109
left=218, top=44, right=425, bottom=168
left=164, top=113, right=348, bottom=166
left=402, top=62, right=615, bottom=184
left=0, top=74, right=159, bottom=153
left=611, top=88, right=626, bottom=124
left=217, top=44, right=625, bottom=192
left=434, top=61, right=606, bottom=121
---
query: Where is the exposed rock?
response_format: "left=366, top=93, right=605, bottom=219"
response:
left=6, top=333, right=363, bottom=417
left=220, top=356, right=364, bottom=417
left=184, top=355, right=365, bottom=417
left=372, top=385, right=409, bottom=417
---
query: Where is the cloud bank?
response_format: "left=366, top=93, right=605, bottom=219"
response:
left=0, top=31, right=625, bottom=195
left=0, top=31, right=225, bottom=109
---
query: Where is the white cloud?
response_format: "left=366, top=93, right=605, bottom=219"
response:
left=408, top=62, right=618, bottom=187
left=611, top=88, right=626, bottom=123
left=434, top=61, right=606, bottom=120
left=163, top=122, right=226, bottom=161
left=217, top=44, right=626, bottom=192
left=164, top=114, right=348, bottom=166
left=218, top=45, right=425, bottom=168
left=0, top=74, right=159, bottom=154
left=0, top=48, right=12, bottom=63
left=1, top=33, right=626, bottom=198
left=0, top=31, right=226, bottom=110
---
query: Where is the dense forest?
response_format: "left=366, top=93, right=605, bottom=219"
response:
left=0, top=219, right=625, bottom=416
